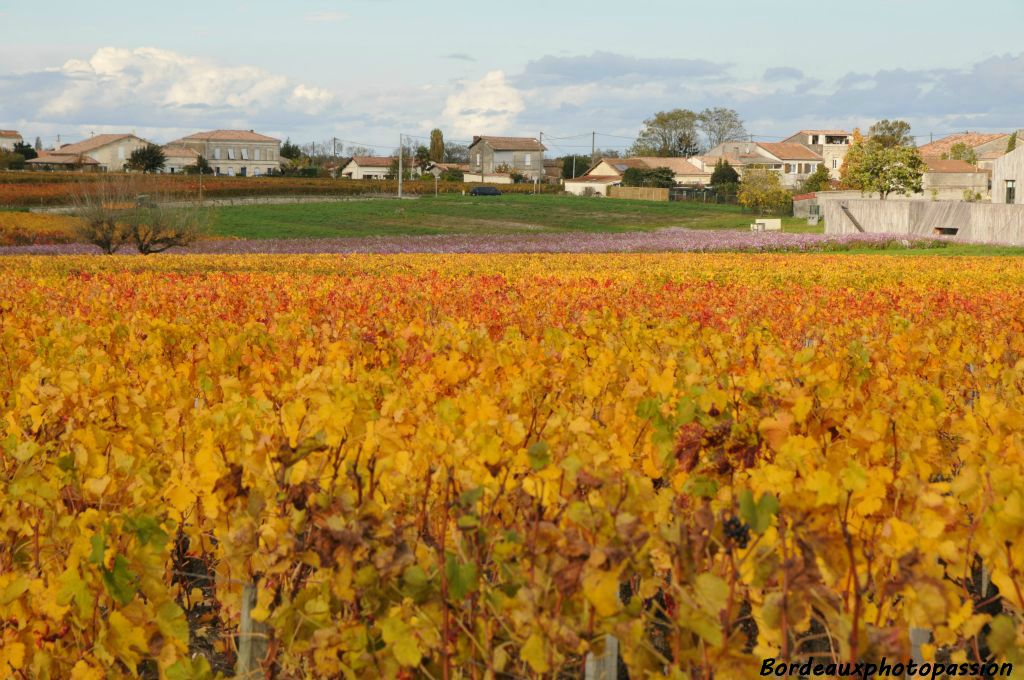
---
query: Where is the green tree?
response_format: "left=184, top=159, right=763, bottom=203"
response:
left=851, top=144, right=926, bottom=199
left=126, top=144, right=167, bottom=173
left=621, top=166, right=675, bottom=188
left=867, top=119, right=914, bottom=148
left=0, top=152, right=26, bottom=170
left=698, top=108, right=747, bottom=148
left=13, top=141, right=37, bottom=160
left=1007, top=132, right=1017, bottom=153
left=710, top=159, right=739, bottom=187
left=280, top=138, right=303, bottom=160
left=738, top=167, right=791, bottom=215
left=942, top=142, right=977, bottom=165
left=440, top=168, right=464, bottom=182
left=629, top=109, right=701, bottom=157
left=184, top=155, right=213, bottom=175
left=414, top=144, right=431, bottom=170
left=561, top=155, right=593, bottom=179
left=429, top=129, right=445, bottom=162
left=799, top=164, right=832, bottom=193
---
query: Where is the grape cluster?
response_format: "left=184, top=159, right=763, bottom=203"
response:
left=723, top=516, right=750, bottom=549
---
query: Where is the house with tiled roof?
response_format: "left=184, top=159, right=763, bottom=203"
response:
left=29, top=133, right=150, bottom=172
left=160, top=145, right=201, bottom=174
left=26, top=151, right=102, bottom=171
left=339, top=156, right=392, bottom=180
left=168, top=130, right=282, bottom=177
left=783, top=130, right=852, bottom=178
left=565, top=156, right=708, bottom=196
left=703, top=141, right=824, bottom=188
left=0, top=130, right=23, bottom=152
left=467, top=136, right=546, bottom=181
left=917, top=132, right=1016, bottom=172
left=920, top=157, right=990, bottom=200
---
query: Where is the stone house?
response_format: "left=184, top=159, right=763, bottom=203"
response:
left=339, top=156, right=392, bottom=180
left=0, top=130, right=23, bottom=152
left=567, top=156, right=708, bottom=195
left=917, top=132, right=1016, bottom=172
left=31, top=133, right=150, bottom=172
left=703, top=141, right=823, bottom=189
left=920, top=158, right=990, bottom=200
left=783, top=130, right=852, bottom=178
left=467, top=136, right=546, bottom=181
left=992, top=145, right=1024, bottom=204
left=168, top=130, right=281, bottom=177
left=160, top=145, right=201, bottom=174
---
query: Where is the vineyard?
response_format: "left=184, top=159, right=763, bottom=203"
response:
left=0, top=173, right=554, bottom=208
left=1, top=254, right=1023, bottom=678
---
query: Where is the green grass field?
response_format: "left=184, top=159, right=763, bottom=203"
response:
left=210, top=195, right=806, bottom=238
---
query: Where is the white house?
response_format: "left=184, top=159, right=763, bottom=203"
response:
left=339, top=156, right=392, bottom=180
left=0, top=130, right=23, bottom=152
left=35, top=133, right=150, bottom=172
left=703, top=141, right=823, bottom=188
left=160, top=145, right=201, bottom=174
left=168, top=130, right=281, bottom=177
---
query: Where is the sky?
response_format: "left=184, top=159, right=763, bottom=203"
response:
left=1, top=0, right=1023, bottom=155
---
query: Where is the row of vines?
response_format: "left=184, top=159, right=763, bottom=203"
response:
left=1, top=254, right=1023, bottom=678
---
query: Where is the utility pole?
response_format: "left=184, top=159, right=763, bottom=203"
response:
left=333, top=137, right=337, bottom=158
left=591, top=131, right=596, bottom=162
left=398, top=133, right=403, bottom=199
left=534, top=131, right=542, bottom=194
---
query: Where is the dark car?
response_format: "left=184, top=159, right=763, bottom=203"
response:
left=469, top=186, right=502, bottom=196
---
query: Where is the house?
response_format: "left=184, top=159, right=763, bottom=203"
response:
left=168, top=130, right=281, bottom=177
left=467, top=136, right=546, bottom=181
left=917, top=132, right=1015, bottom=172
left=703, top=141, right=823, bottom=188
left=921, top=158, right=990, bottom=200
left=30, top=133, right=150, bottom=172
left=160, top=145, right=201, bottom=174
left=566, top=156, right=707, bottom=195
left=992, top=145, right=1024, bottom=204
left=339, top=156, right=392, bottom=180
left=26, top=151, right=101, bottom=171
left=783, top=130, right=852, bottom=178
left=0, top=131, right=23, bottom=152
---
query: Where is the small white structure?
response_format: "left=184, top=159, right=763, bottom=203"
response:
left=160, top=145, right=201, bottom=173
left=564, top=175, right=620, bottom=196
left=750, top=219, right=782, bottom=232
left=339, top=156, right=391, bottom=180
left=463, top=172, right=514, bottom=185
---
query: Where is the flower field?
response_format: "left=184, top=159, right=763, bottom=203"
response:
left=1, top=254, right=1023, bottom=678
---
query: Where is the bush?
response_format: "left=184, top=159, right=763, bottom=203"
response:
left=127, top=203, right=209, bottom=254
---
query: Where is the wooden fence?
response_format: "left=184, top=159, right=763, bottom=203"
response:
left=607, top=186, right=670, bottom=202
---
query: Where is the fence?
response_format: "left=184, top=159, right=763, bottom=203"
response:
left=607, top=186, right=669, bottom=202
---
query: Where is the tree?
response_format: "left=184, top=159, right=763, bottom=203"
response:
left=414, top=144, right=431, bottom=171
left=621, top=166, right=675, bottom=188
left=630, top=109, right=701, bottom=157
left=738, top=167, right=792, bottom=215
left=344, top=145, right=375, bottom=158
left=443, top=142, right=469, bottom=163
left=710, top=159, right=739, bottom=187
left=561, top=155, right=593, bottom=179
left=867, top=119, right=914, bottom=148
left=34, top=136, right=42, bottom=152
left=429, top=129, right=445, bottom=162
left=126, top=144, right=167, bottom=173
left=698, top=108, right=747, bottom=149
left=440, top=168, right=464, bottom=182
left=593, top=148, right=621, bottom=159
left=280, top=138, right=303, bottom=160
left=71, top=177, right=133, bottom=254
left=838, top=129, right=865, bottom=189
left=184, top=155, right=213, bottom=175
left=850, top=144, right=926, bottom=199
left=799, top=164, right=832, bottom=193
left=127, top=202, right=209, bottom=254
left=13, top=141, right=37, bottom=161
left=0, top=152, right=26, bottom=170
left=943, top=142, right=977, bottom=165
left=1008, top=132, right=1018, bottom=153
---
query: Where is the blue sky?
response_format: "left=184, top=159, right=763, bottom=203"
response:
left=1, top=0, right=1023, bottom=153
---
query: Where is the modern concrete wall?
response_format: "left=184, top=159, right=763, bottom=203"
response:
left=992, top=146, right=1024, bottom=204
left=823, top=198, right=1024, bottom=245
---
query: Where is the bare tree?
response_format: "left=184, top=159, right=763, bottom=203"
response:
left=127, top=200, right=209, bottom=254
left=71, top=176, right=134, bottom=254
left=698, top=108, right=748, bottom=149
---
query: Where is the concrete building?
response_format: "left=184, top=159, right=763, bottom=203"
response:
left=168, top=130, right=281, bottom=177
left=992, top=145, right=1024, bottom=204
left=160, top=145, right=201, bottom=174
left=467, top=136, right=546, bottom=181
left=783, top=130, right=852, bottom=179
left=823, top=198, right=1024, bottom=245
left=38, top=133, right=150, bottom=172
left=703, top=141, right=823, bottom=188
left=917, top=132, right=1015, bottom=172
left=920, top=158, right=990, bottom=200
left=0, top=130, right=23, bottom=152
left=339, top=156, right=391, bottom=180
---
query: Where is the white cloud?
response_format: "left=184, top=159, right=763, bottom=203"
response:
left=442, top=71, right=524, bottom=137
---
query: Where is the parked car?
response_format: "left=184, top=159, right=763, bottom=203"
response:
left=470, top=186, right=502, bottom=196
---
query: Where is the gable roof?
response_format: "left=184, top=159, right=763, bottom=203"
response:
left=792, top=130, right=850, bottom=136
left=55, top=133, right=142, bottom=154
left=757, top=142, right=822, bottom=161
left=176, top=129, right=280, bottom=143
left=633, top=157, right=703, bottom=175
left=917, top=133, right=1009, bottom=158
left=345, top=156, right=393, bottom=168
left=469, top=136, right=546, bottom=152
left=922, top=157, right=981, bottom=173
left=0, top=130, right=21, bottom=139
left=162, top=145, right=200, bottom=159
left=27, top=151, right=100, bottom=166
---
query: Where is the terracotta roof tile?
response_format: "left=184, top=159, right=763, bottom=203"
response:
left=0, top=130, right=21, bottom=139
left=55, top=134, right=142, bottom=154
left=469, top=136, right=546, bottom=152
left=176, top=130, right=281, bottom=143
left=347, top=156, right=393, bottom=167
left=27, top=152, right=100, bottom=165
left=922, top=157, right=981, bottom=173
left=757, top=142, right=822, bottom=161
left=162, top=145, right=200, bottom=159
left=917, top=133, right=1009, bottom=157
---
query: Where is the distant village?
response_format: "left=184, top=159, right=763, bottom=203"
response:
left=1, top=120, right=1021, bottom=211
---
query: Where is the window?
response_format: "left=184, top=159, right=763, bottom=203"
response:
left=118, top=146, right=125, bottom=160
left=784, top=163, right=792, bottom=174
left=254, top=148, right=261, bottom=161
left=228, top=148, right=236, bottom=160
left=476, top=153, right=481, bottom=167
left=215, top=166, right=221, bottom=175
left=214, top=148, right=222, bottom=160
left=253, top=168, right=260, bottom=176
left=525, top=153, right=532, bottom=167
left=1008, top=180, right=1017, bottom=204
left=809, top=204, right=820, bottom=216
left=833, top=159, right=838, bottom=169
left=241, top=148, right=249, bottom=160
